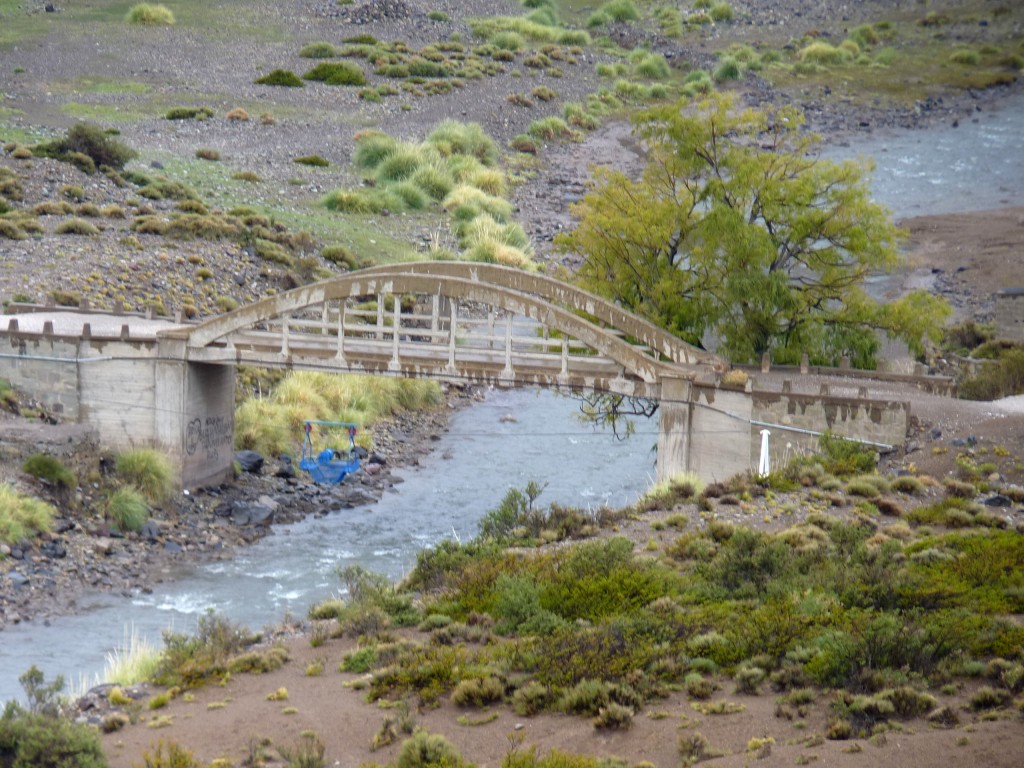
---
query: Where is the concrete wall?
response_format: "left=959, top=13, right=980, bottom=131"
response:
left=0, top=336, right=81, bottom=419
left=750, top=390, right=909, bottom=472
left=994, top=290, right=1024, bottom=342
left=687, top=386, right=754, bottom=482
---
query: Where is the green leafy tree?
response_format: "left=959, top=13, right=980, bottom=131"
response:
left=556, top=94, right=950, bottom=367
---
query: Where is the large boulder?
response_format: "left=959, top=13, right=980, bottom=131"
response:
left=234, top=450, right=264, bottom=474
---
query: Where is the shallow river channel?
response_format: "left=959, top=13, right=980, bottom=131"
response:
left=1, top=92, right=1023, bottom=705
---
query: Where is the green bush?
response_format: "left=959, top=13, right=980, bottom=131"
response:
left=321, top=244, right=357, bottom=268
left=299, top=41, right=339, bottom=58
left=303, top=61, right=367, bottom=86
left=395, top=731, right=469, bottom=768
left=799, top=42, right=850, bottom=65
left=55, top=217, right=100, bottom=236
left=23, top=454, right=75, bottom=489
left=0, top=667, right=106, bottom=768
left=0, top=483, right=54, bottom=545
left=165, top=106, right=214, bottom=121
left=713, top=57, right=741, bottom=82
left=106, top=486, right=149, bottom=533
left=601, top=0, right=639, bottom=22
left=115, top=448, right=175, bottom=503
left=125, top=2, right=175, bottom=25
left=950, top=49, right=981, bottom=66
left=32, top=122, right=136, bottom=170
left=709, top=2, right=733, bottom=22
left=255, top=69, right=304, bottom=87
left=294, top=155, right=330, bottom=167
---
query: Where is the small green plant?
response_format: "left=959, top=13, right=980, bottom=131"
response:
left=165, top=106, right=214, bottom=121
left=0, top=483, right=55, bottom=544
left=125, top=3, right=175, bottom=25
left=115, top=448, right=175, bottom=503
left=22, top=454, right=75, bottom=489
left=255, top=69, right=304, bottom=87
left=106, top=486, right=149, bottom=533
left=138, top=740, right=202, bottom=767
left=294, top=155, right=330, bottom=167
left=303, top=61, right=367, bottom=86
left=950, top=49, right=981, bottom=66
left=55, top=217, right=100, bottom=236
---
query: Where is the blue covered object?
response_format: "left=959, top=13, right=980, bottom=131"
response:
left=299, top=421, right=360, bottom=485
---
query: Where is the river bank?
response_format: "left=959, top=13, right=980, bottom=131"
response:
left=0, top=383, right=479, bottom=633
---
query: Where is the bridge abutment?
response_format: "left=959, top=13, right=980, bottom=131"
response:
left=155, top=343, right=236, bottom=489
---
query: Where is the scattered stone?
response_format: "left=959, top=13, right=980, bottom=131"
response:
left=235, top=450, right=265, bottom=474
left=982, top=494, right=1012, bottom=507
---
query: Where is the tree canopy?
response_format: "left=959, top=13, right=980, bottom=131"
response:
left=556, top=94, right=950, bottom=367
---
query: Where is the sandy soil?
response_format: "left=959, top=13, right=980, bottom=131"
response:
left=96, top=627, right=1024, bottom=768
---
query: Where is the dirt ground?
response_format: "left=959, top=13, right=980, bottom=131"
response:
left=97, top=626, right=1024, bottom=768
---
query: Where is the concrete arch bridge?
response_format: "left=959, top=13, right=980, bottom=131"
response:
left=0, top=263, right=913, bottom=488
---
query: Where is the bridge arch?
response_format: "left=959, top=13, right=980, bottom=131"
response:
left=165, top=263, right=723, bottom=397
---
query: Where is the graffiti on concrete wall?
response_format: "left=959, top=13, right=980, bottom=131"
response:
left=185, top=415, right=232, bottom=461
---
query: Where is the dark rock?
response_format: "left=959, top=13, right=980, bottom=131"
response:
left=10, top=548, right=24, bottom=560
left=140, top=520, right=163, bottom=541
left=982, top=494, right=1012, bottom=508
left=9, top=571, right=29, bottom=587
left=368, top=452, right=386, bottom=466
left=231, top=501, right=275, bottom=526
left=163, top=541, right=183, bottom=554
left=40, top=540, right=67, bottom=559
left=234, top=450, right=264, bottom=474
left=274, top=454, right=295, bottom=479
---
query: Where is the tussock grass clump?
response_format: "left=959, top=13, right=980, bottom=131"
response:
left=427, top=120, right=499, bottom=166
left=115, top=448, right=175, bottom=504
left=255, top=69, right=304, bottom=87
left=106, top=486, right=149, bottom=533
left=799, top=42, right=851, bottom=66
left=303, top=61, right=367, bottom=86
left=55, top=217, right=100, bottom=235
left=0, top=483, right=54, bottom=544
left=709, top=2, right=733, bottom=22
left=631, top=51, right=671, bottom=80
left=299, top=41, right=340, bottom=58
left=600, top=0, right=640, bottom=23
left=450, top=676, right=504, bottom=707
left=294, top=155, right=330, bottom=167
left=165, top=106, right=214, bottom=121
left=195, top=148, right=220, bottom=161
left=890, top=475, right=925, bottom=495
left=949, top=49, right=981, bottom=66
left=713, top=56, right=741, bottom=82
left=125, top=3, right=175, bottom=25
left=23, top=454, right=75, bottom=489
left=226, top=107, right=249, bottom=121
left=0, top=219, right=28, bottom=240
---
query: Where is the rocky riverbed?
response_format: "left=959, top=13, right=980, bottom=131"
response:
left=0, top=383, right=479, bottom=631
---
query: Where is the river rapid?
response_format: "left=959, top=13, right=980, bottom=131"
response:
left=2, top=91, right=1023, bottom=705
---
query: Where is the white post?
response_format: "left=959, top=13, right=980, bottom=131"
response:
left=757, top=429, right=771, bottom=477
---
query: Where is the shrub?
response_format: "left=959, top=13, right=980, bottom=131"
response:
left=0, top=219, right=27, bottom=240
left=601, top=0, right=639, bottom=22
left=299, top=41, right=339, bottom=58
left=195, top=148, right=220, bottom=161
left=106, top=486, right=149, bottom=533
left=255, top=69, right=304, bottom=87
left=395, top=731, right=469, bottom=768
left=593, top=702, right=633, bottom=729
left=321, top=245, right=356, bottom=268
left=165, top=106, right=214, bottom=121
left=950, top=49, right=980, bottom=66
left=33, top=122, right=136, bottom=170
left=294, top=155, right=330, bottom=167
left=0, top=668, right=106, bottom=767
left=125, top=3, right=175, bottom=25
left=55, top=218, right=100, bottom=235
left=799, top=42, right=850, bottom=66
left=451, top=676, right=504, bottom=707
left=709, top=2, right=733, bottom=22
left=427, top=121, right=499, bottom=166
left=138, top=740, right=203, bottom=767
left=0, top=483, right=54, bottom=545
left=23, top=454, right=75, bottom=489
left=713, top=57, right=741, bottom=82
left=115, top=448, right=175, bottom=503
left=511, top=681, right=552, bottom=716
left=226, top=107, right=249, bottom=121
left=303, top=62, right=367, bottom=86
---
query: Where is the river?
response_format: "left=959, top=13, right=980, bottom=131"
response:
left=2, top=90, right=1023, bottom=706
left=0, top=388, right=656, bottom=703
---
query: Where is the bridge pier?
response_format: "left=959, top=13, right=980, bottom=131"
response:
left=155, top=339, right=236, bottom=489
left=656, top=377, right=692, bottom=483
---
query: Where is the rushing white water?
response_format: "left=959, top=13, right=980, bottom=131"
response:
left=0, top=388, right=656, bottom=702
